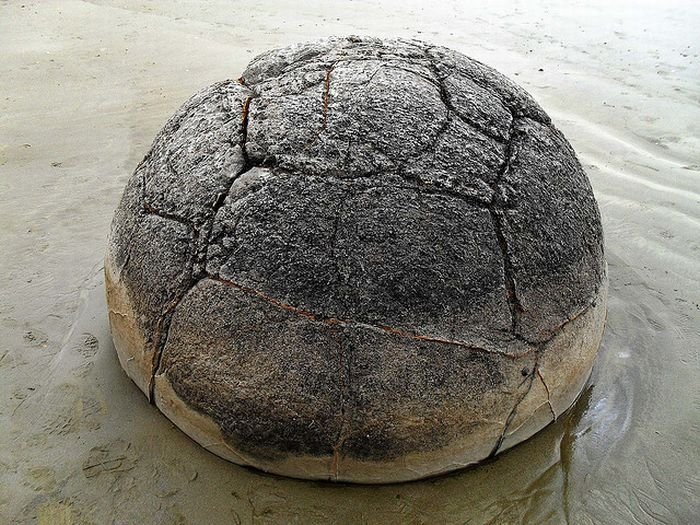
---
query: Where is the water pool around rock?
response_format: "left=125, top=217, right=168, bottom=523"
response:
left=105, top=36, right=607, bottom=483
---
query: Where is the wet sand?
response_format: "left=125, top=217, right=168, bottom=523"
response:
left=1, top=1, right=698, bottom=523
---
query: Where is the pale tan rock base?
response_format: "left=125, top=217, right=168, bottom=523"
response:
left=498, top=281, right=608, bottom=453
left=155, top=372, right=508, bottom=483
left=105, top=255, right=152, bottom=398
left=107, top=245, right=607, bottom=483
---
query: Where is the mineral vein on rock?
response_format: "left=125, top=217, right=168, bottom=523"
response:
left=105, top=36, right=607, bottom=484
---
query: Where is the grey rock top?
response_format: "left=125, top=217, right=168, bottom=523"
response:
left=106, top=36, right=607, bottom=483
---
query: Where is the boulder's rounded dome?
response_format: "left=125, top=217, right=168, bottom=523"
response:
left=105, top=36, right=607, bottom=483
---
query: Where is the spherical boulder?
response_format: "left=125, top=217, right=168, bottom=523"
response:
left=105, top=36, right=607, bottom=483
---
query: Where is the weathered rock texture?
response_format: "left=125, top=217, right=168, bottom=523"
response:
left=105, top=36, right=607, bottom=483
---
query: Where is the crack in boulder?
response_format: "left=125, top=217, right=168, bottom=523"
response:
left=322, top=65, right=333, bottom=130
left=486, top=118, right=525, bottom=336
left=208, top=276, right=535, bottom=360
left=146, top=89, right=256, bottom=401
left=537, top=367, right=557, bottom=421
left=420, top=50, right=524, bottom=339
left=421, top=53, right=509, bottom=145
left=489, top=357, right=539, bottom=457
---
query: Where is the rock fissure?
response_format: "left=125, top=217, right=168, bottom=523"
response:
left=402, top=101, right=452, bottom=167
left=322, top=65, right=333, bottom=130
left=344, top=176, right=494, bottom=207
left=537, top=367, right=557, bottom=421
left=146, top=91, right=257, bottom=401
left=222, top=162, right=495, bottom=208
left=530, top=295, right=601, bottom=344
left=425, top=67, right=509, bottom=144
left=142, top=200, right=194, bottom=229
left=207, top=275, right=535, bottom=360
left=265, top=49, right=506, bottom=146
left=287, top=54, right=425, bottom=79
left=139, top=155, right=182, bottom=226
left=421, top=51, right=525, bottom=338
left=485, top=117, right=524, bottom=337
left=193, top=91, right=261, bottom=273
left=452, top=107, right=507, bottom=144
left=365, top=64, right=387, bottom=85
left=424, top=47, right=552, bottom=128
left=421, top=52, right=507, bottom=145
left=331, top=431, right=349, bottom=480
left=302, top=64, right=336, bottom=150
left=489, top=350, right=542, bottom=457
left=147, top=249, right=197, bottom=401
left=390, top=169, right=494, bottom=206
left=490, top=209, right=522, bottom=332
left=240, top=94, right=254, bottom=158
left=116, top=250, right=131, bottom=280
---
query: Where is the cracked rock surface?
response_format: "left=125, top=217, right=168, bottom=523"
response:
left=105, top=36, right=607, bottom=483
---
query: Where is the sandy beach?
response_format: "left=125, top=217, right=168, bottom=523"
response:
left=1, top=0, right=698, bottom=523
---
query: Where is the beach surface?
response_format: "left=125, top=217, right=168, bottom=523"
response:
left=1, top=1, right=698, bottom=523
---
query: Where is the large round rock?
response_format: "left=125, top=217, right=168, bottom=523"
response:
left=105, top=36, right=607, bottom=483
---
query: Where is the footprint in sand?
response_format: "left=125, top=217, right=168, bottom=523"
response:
left=72, top=332, right=99, bottom=378
left=82, top=439, right=138, bottom=479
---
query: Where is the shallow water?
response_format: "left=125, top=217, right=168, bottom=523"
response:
left=1, top=1, right=698, bottom=523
